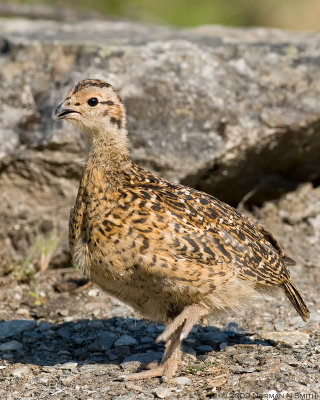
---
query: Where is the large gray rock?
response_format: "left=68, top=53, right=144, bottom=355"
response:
left=255, top=183, right=320, bottom=269
left=0, top=18, right=320, bottom=263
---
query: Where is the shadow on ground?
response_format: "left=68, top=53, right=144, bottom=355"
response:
left=0, top=318, right=273, bottom=367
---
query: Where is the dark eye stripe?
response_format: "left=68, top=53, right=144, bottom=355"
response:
left=100, top=100, right=114, bottom=106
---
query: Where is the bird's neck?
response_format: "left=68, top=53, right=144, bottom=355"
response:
left=86, top=129, right=130, bottom=173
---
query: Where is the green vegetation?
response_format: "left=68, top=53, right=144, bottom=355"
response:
left=12, top=243, right=36, bottom=282
left=2, top=0, right=320, bottom=30
left=29, top=286, right=46, bottom=306
left=35, top=230, right=64, bottom=273
left=13, top=228, right=64, bottom=282
left=11, top=229, right=64, bottom=305
left=183, top=362, right=214, bottom=374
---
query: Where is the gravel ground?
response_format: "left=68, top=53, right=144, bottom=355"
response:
left=0, top=265, right=319, bottom=399
left=1, top=186, right=319, bottom=399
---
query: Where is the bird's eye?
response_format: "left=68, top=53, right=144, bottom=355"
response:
left=87, top=97, right=99, bottom=107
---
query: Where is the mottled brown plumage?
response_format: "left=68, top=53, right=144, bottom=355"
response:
left=54, top=79, right=309, bottom=381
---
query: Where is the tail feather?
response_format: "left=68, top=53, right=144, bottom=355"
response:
left=283, top=281, right=310, bottom=322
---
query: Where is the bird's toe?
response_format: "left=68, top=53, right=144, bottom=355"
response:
left=120, top=365, right=165, bottom=381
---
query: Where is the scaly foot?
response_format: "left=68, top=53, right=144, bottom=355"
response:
left=121, top=323, right=183, bottom=381
left=120, top=358, right=178, bottom=382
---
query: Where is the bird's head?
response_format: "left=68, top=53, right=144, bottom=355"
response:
left=54, top=79, right=127, bottom=140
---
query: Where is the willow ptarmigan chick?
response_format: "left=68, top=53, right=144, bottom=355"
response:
left=54, top=79, right=309, bottom=381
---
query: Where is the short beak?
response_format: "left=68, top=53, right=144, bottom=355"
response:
left=54, top=102, right=81, bottom=120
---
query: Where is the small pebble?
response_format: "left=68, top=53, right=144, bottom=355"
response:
left=140, top=336, right=153, bottom=343
left=201, top=329, right=228, bottom=344
left=125, top=382, right=143, bottom=391
left=196, top=345, right=213, bottom=352
left=38, top=321, right=55, bottom=332
left=59, top=362, right=78, bottom=370
left=23, top=331, right=42, bottom=343
left=89, top=332, right=118, bottom=351
left=57, top=350, right=70, bottom=355
left=0, top=340, right=23, bottom=351
left=108, top=352, right=120, bottom=361
left=260, top=331, right=310, bottom=346
left=123, top=351, right=163, bottom=364
left=114, top=334, right=137, bottom=347
left=182, top=350, right=197, bottom=363
left=41, top=366, right=57, bottom=373
left=56, top=327, right=71, bottom=340
left=100, top=332, right=118, bottom=350
left=112, top=392, right=135, bottom=400
left=16, top=308, right=30, bottom=317
left=121, top=361, right=141, bottom=373
left=305, top=368, right=318, bottom=374
left=58, top=309, right=69, bottom=317
left=225, top=322, right=246, bottom=334
left=60, top=375, right=75, bottom=385
left=12, top=365, right=30, bottom=378
left=220, top=342, right=228, bottom=350
left=0, top=320, right=37, bottom=340
left=274, top=322, right=285, bottom=331
left=173, top=376, right=191, bottom=385
left=184, top=338, right=196, bottom=345
left=154, top=386, right=172, bottom=398
left=88, top=288, right=100, bottom=297
left=146, top=325, right=156, bottom=334
left=104, top=364, right=120, bottom=372
left=126, top=321, right=146, bottom=331
left=79, top=364, right=106, bottom=373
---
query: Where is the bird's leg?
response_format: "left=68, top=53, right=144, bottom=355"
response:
left=122, top=304, right=209, bottom=381
left=122, top=324, right=183, bottom=381
left=156, top=304, right=209, bottom=344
